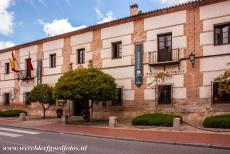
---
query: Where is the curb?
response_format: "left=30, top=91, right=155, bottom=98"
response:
left=0, top=124, right=230, bottom=150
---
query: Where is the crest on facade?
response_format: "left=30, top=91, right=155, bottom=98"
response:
left=148, top=71, right=172, bottom=88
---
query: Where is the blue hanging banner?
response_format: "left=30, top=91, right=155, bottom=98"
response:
left=135, top=43, right=143, bottom=88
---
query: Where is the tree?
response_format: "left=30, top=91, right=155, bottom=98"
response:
left=28, top=84, right=53, bottom=119
left=53, top=68, right=117, bottom=121
left=214, top=70, right=230, bottom=95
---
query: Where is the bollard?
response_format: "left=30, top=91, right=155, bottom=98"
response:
left=19, top=113, right=26, bottom=121
left=109, top=116, right=118, bottom=128
left=62, top=113, right=69, bottom=124
left=173, top=118, right=181, bottom=130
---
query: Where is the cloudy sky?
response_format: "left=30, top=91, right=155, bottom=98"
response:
left=0, top=0, right=193, bottom=49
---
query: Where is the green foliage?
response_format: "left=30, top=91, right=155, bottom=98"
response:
left=214, top=71, right=230, bottom=95
left=28, top=84, right=53, bottom=104
left=0, top=110, right=27, bottom=117
left=53, top=68, right=117, bottom=102
left=203, top=114, right=230, bottom=129
left=28, top=84, right=53, bottom=118
left=132, top=113, right=182, bottom=127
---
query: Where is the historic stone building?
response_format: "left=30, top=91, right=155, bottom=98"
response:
left=0, top=0, right=229, bottom=122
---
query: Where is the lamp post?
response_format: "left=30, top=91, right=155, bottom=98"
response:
left=189, top=52, right=195, bottom=67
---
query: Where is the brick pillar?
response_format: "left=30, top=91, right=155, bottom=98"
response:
left=132, top=19, right=146, bottom=101
left=36, top=44, right=44, bottom=60
left=184, top=7, right=203, bottom=101
left=62, top=37, right=72, bottom=73
left=91, top=30, right=102, bottom=68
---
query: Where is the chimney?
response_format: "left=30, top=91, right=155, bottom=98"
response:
left=130, top=4, right=138, bottom=16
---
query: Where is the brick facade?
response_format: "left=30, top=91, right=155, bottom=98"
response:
left=0, top=0, right=229, bottom=122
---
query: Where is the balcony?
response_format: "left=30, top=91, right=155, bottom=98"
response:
left=148, top=49, right=180, bottom=66
left=17, top=70, right=34, bottom=81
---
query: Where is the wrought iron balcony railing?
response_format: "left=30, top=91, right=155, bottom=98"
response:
left=17, top=70, right=34, bottom=80
left=148, top=49, right=180, bottom=66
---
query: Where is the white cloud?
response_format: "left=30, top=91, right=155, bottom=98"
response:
left=39, top=19, right=87, bottom=37
left=0, top=41, right=15, bottom=50
left=160, top=0, right=193, bottom=5
left=95, top=9, right=114, bottom=24
left=0, top=0, right=14, bottom=35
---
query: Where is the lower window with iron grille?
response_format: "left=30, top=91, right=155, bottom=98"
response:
left=157, top=85, right=172, bottom=105
left=212, top=82, right=230, bottom=103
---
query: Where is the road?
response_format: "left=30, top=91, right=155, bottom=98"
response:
left=0, top=126, right=229, bottom=154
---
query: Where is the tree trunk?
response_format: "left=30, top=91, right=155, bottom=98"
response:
left=41, top=103, right=50, bottom=119
left=43, top=109, right=46, bottom=119
left=85, top=100, right=93, bottom=122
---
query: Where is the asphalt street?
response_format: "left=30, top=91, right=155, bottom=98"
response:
left=0, top=126, right=229, bottom=154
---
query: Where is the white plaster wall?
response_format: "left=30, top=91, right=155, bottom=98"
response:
left=144, top=11, right=186, bottom=31
left=146, top=25, right=184, bottom=41
left=0, top=87, right=15, bottom=104
left=116, top=79, right=132, bottom=90
left=203, top=45, right=230, bottom=56
left=43, top=39, right=64, bottom=51
left=0, top=51, right=16, bottom=81
left=199, top=86, right=211, bottom=99
left=101, top=22, right=134, bottom=39
left=144, top=89, right=155, bottom=101
left=203, top=71, right=226, bottom=86
left=123, top=90, right=134, bottom=101
left=102, top=56, right=132, bottom=68
left=173, top=88, right=186, bottom=99
left=70, top=43, right=92, bottom=69
left=144, top=38, right=186, bottom=54
left=200, top=56, right=230, bottom=71
left=101, top=34, right=133, bottom=68
left=19, top=86, right=34, bottom=103
left=43, top=49, right=63, bottom=75
left=102, top=66, right=134, bottom=79
left=19, top=45, right=37, bottom=56
left=203, top=15, right=230, bottom=32
left=43, top=74, right=61, bottom=85
left=200, top=0, right=230, bottom=20
left=101, top=44, right=133, bottom=59
left=200, top=32, right=213, bottom=46
left=102, top=35, right=132, bottom=48
left=0, top=81, right=15, bottom=89
left=71, top=32, right=93, bottom=46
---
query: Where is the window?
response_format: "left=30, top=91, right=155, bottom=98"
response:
left=112, top=42, right=122, bottom=59
left=157, top=85, right=172, bottom=104
left=5, top=62, right=10, bottom=74
left=50, top=54, right=56, bottom=68
left=214, top=23, right=230, bottom=45
left=157, top=33, right=172, bottom=62
left=37, top=60, right=42, bottom=84
left=77, top=48, right=85, bottom=64
left=3, top=93, right=10, bottom=105
left=112, top=88, right=122, bottom=106
left=25, top=59, right=31, bottom=78
left=23, top=92, right=31, bottom=105
left=213, top=82, right=230, bottom=103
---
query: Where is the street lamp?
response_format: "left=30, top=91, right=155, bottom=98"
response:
left=189, top=52, right=195, bottom=67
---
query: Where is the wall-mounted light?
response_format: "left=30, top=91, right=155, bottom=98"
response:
left=189, top=52, right=195, bottom=67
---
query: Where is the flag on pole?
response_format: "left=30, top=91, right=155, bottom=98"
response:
left=11, top=52, right=19, bottom=72
left=27, top=52, right=34, bottom=70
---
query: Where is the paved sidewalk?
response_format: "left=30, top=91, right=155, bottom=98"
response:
left=0, top=118, right=230, bottom=149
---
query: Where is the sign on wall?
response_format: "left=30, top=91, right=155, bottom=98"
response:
left=135, top=43, right=143, bottom=88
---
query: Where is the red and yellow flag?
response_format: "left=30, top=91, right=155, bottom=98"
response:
left=11, top=52, right=19, bottom=72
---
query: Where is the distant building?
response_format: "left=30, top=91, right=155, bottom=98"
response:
left=0, top=0, right=229, bottom=122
